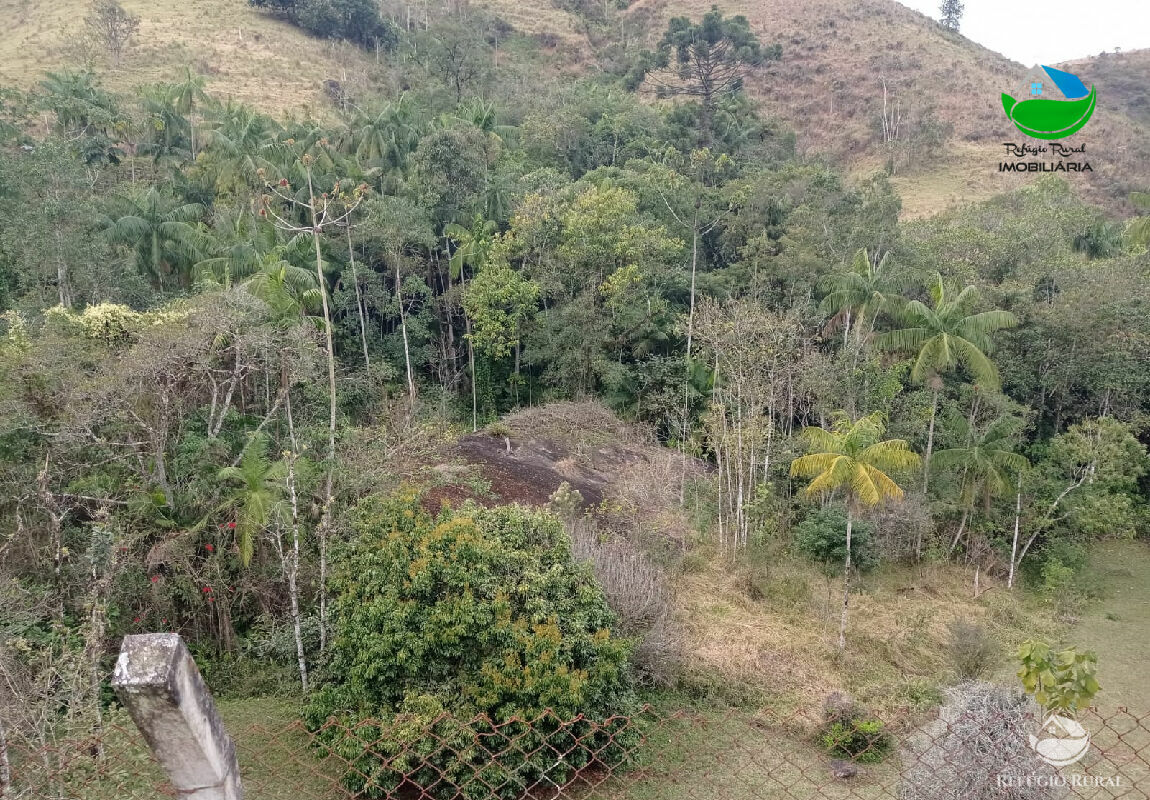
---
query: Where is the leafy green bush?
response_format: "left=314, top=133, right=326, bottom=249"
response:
left=1016, top=640, right=1100, bottom=714
left=304, top=491, right=637, bottom=799
left=820, top=693, right=892, bottom=764
left=820, top=717, right=892, bottom=764
left=794, top=505, right=877, bottom=574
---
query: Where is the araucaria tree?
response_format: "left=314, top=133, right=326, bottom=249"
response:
left=791, top=414, right=919, bottom=649
left=939, top=0, right=965, bottom=31
left=630, top=5, right=780, bottom=147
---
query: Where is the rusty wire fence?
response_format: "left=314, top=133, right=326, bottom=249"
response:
left=6, top=703, right=1150, bottom=800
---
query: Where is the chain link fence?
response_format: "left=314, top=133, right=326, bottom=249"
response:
left=6, top=702, right=1149, bottom=800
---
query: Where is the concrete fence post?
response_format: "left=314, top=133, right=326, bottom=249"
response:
left=111, top=633, right=243, bottom=800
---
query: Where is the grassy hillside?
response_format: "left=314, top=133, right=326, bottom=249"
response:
left=2, top=0, right=1146, bottom=214
left=616, top=0, right=1147, bottom=215
left=0, top=0, right=377, bottom=113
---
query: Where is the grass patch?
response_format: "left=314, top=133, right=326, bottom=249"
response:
left=1066, top=539, right=1150, bottom=709
left=674, top=545, right=1060, bottom=714
left=0, top=0, right=377, bottom=114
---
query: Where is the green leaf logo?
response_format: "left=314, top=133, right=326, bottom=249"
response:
left=1002, top=66, right=1096, bottom=140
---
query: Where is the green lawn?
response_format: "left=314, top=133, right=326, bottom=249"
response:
left=1069, top=539, right=1150, bottom=709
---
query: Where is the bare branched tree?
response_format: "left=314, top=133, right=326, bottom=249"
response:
left=84, top=0, right=141, bottom=67
left=262, top=160, right=367, bottom=651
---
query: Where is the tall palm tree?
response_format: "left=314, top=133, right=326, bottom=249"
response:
left=819, top=247, right=898, bottom=346
left=217, top=434, right=286, bottom=567
left=791, top=414, right=919, bottom=649
left=40, top=70, right=125, bottom=167
left=194, top=205, right=280, bottom=288
left=40, top=70, right=121, bottom=139
left=102, top=186, right=204, bottom=289
left=875, top=273, right=1017, bottom=492
left=201, top=100, right=285, bottom=194
left=345, top=95, right=423, bottom=180
left=170, top=68, right=207, bottom=159
left=138, top=85, right=192, bottom=166
left=242, top=253, right=322, bottom=325
left=933, top=415, right=1029, bottom=553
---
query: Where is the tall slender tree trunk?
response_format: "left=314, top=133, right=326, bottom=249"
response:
left=700, top=94, right=714, bottom=149
left=284, top=385, right=309, bottom=693
left=153, top=438, right=174, bottom=508
left=462, top=270, right=477, bottom=431
left=838, top=509, right=853, bottom=650
left=679, top=201, right=702, bottom=508
left=53, top=227, right=71, bottom=308
left=923, top=385, right=940, bottom=493
left=346, top=226, right=371, bottom=370
left=1008, top=472, right=1023, bottom=590
left=306, top=166, right=336, bottom=653
left=395, top=262, right=416, bottom=405
left=950, top=506, right=969, bottom=553
left=84, top=562, right=108, bottom=758
left=685, top=202, right=700, bottom=361
left=513, top=340, right=521, bottom=406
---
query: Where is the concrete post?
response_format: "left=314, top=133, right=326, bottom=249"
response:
left=111, top=633, right=243, bottom=800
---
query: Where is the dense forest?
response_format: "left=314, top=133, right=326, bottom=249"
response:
left=2, top=0, right=1149, bottom=795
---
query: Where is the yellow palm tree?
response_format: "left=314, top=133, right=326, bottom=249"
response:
left=791, top=414, right=920, bottom=649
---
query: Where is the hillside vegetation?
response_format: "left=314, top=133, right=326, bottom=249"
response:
left=1, top=0, right=1146, bottom=214
left=1, top=2, right=1147, bottom=798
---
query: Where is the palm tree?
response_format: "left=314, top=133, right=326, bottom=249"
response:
left=242, top=253, right=322, bottom=325
left=875, top=273, right=1017, bottom=492
left=201, top=101, right=284, bottom=194
left=40, top=70, right=121, bottom=139
left=216, top=434, right=286, bottom=567
left=194, top=205, right=279, bottom=288
left=195, top=208, right=319, bottom=320
left=138, top=85, right=192, bottom=166
left=933, top=415, right=1029, bottom=553
left=345, top=95, right=423, bottom=183
left=40, top=70, right=126, bottom=167
left=819, top=247, right=899, bottom=347
left=170, top=68, right=206, bottom=159
left=102, top=186, right=204, bottom=289
left=791, top=414, right=920, bottom=649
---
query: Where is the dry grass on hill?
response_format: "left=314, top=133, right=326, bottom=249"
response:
left=3, top=0, right=1145, bottom=215
left=677, top=551, right=1060, bottom=714
left=0, top=0, right=376, bottom=114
